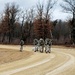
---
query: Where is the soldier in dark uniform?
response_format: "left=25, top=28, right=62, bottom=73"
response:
left=20, top=40, right=24, bottom=52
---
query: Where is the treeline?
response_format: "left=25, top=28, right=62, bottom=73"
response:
left=0, top=0, right=74, bottom=45
left=52, top=20, right=71, bottom=45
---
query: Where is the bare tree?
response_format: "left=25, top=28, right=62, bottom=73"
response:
left=9, top=3, right=19, bottom=42
left=0, top=3, right=19, bottom=43
left=0, top=3, right=10, bottom=43
left=21, top=8, right=35, bottom=43
left=33, top=2, right=44, bottom=39
left=61, top=0, right=75, bottom=44
left=36, top=2, right=44, bottom=20
left=60, top=0, right=75, bottom=14
left=44, top=0, right=57, bottom=39
left=34, top=0, right=56, bottom=40
left=20, top=11, right=26, bottom=40
left=45, top=0, right=57, bottom=21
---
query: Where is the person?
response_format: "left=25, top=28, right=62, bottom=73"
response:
left=45, top=38, right=52, bottom=53
left=20, top=40, right=24, bottom=52
left=39, top=38, right=44, bottom=53
left=45, top=38, right=49, bottom=53
left=48, top=39, right=52, bottom=53
left=33, top=39, right=39, bottom=52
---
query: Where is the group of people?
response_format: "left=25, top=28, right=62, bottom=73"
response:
left=19, top=38, right=52, bottom=53
left=33, top=38, right=52, bottom=53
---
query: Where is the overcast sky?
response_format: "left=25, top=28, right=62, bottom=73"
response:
left=0, top=0, right=72, bottom=21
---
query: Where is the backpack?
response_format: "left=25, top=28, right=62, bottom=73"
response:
left=34, top=39, right=38, bottom=45
left=39, top=39, right=44, bottom=46
left=20, top=40, right=24, bottom=46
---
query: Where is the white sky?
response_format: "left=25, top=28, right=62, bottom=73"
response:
left=0, top=0, right=72, bottom=21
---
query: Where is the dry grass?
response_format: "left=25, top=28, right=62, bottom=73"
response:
left=0, top=48, right=33, bottom=64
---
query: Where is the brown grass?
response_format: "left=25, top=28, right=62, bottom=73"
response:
left=0, top=48, right=33, bottom=64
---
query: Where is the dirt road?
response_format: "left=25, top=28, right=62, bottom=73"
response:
left=0, top=45, right=75, bottom=75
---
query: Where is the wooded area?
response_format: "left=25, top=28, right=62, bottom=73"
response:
left=0, top=0, right=75, bottom=45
